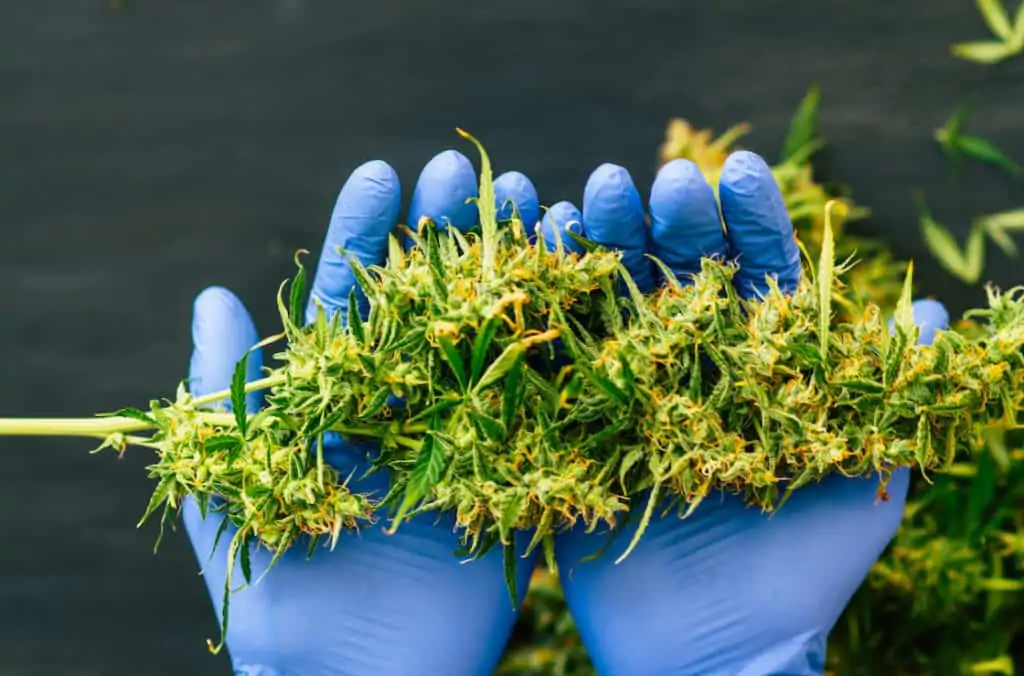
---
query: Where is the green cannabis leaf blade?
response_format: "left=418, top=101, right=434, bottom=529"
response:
left=779, top=83, right=821, bottom=164
left=952, top=40, right=1019, bottom=63
left=475, top=342, right=525, bottom=394
left=957, top=133, right=1022, bottom=177
left=503, top=543, right=519, bottom=611
left=916, top=195, right=978, bottom=284
left=818, top=200, right=839, bottom=358
left=230, top=352, right=250, bottom=436
left=289, top=250, right=309, bottom=327
left=978, top=0, right=1014, bottom=40
left=389, top=420, right=447, bottom=527
left=979, top=208, right=1024, bottom=256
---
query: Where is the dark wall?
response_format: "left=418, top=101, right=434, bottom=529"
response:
left=1, top=1, right=1022, bottom=673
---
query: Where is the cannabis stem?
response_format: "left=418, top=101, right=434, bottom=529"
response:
left=0, top=416, right=155, bottom=438
left=457, top=128, right=499, bottom=281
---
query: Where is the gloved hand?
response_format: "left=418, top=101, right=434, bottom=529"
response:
left=544, top=152, right=950, bottom=675
left=181, top=150, right=542, bottom=675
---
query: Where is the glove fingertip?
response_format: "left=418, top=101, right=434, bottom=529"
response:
left=649, top=158, right=728, bottom=283
left=408, top=149, right=479, bottom=232
left=541, top=201, right=585, bottom=255
left=307, top=159, right=401, bottom=325
left=495, top=170, right=540, bottom=230
left=720, top=150, right=801, bottom=298
left=189, top=286, right=263, bottom=410
left=582, top=163, right=653, bottom=292
left=911, top=298, right=950, bottom=346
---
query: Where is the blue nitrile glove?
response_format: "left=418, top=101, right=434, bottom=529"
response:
left=542, top=152, right=950, bottom=675
left=180, top=150, right=542, bottom=676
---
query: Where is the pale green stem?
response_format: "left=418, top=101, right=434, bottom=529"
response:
left=0, top=417, right=153, bottom=438
left=0, top=411, right=234, bottom=438
left=191, top=374, right=287, bottom=409
left=0, top=410, right=427, bottom=442
left=0, top=374, right=286, bottom=440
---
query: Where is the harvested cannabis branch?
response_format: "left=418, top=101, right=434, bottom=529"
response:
left=4, top=131, right=1024, bottom=652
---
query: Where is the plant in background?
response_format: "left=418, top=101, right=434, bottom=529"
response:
left=952, top=0, right=1024, bottom=64
left=935, top=101, right=1021, bottom=178
left=916, top=193, right=1024, bottom=286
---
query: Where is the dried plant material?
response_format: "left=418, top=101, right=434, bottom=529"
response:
left=952, top=0, right=1024, bottom=63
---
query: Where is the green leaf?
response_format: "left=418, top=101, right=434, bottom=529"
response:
left=779, top=83, right=821, bottom=164
left=359, top=386, right=393, bottom=419
left=204, top=434, right=242, bottom=453
left=935, top=101, right=972, bottom=158
left=470, top=317, right=501, bottom=385
left=346, top=252, right=379, bottom=303
left=474, top=342, right=526, bottom=393
left=956, top=133, right=1022, bottom=177
left=103, top=406, right=155, bottom=425
left=470, top=408, right=505, bottom=442
left=503, top=543, right=519, bottom=611
left=979, top=207, right=1024, bottom=231
left=231, top=352, right=250, bottom=437
left=457, top=128, right=497, bottom=239
left=817, top=199, right=840, bottom=358
left=389, top=422, right=447, bottom=528
left=619, top=448, right=646, bottom=486
left=438, top=336, right=468, bottom=392
left=426, top=225, right=449, bottom=298
left=963, top=225, right=987, bottom=284
left=347, top=287, right=366, bottom=343
left=576, top=363, right=630, bottom=406
left=981, top=216, right=1021, bottom=257
left=895, top=260, right=915, bottom=329
left=917, top=195, right=979, bottom=284
left=288, top=250, right=309, bottom=328
left=951, top=40, right=1019, bottom=63
left=832, top=379, right=886, bottom=395
left=978, top=0, right=1014, bottom=40
left=500, top=353, right=526, bottom=431
left=239, top=534, right=253, bottom=585
left=788, top=342, right=823, bottom=365
left=137, top=476, right=175, bottom=529
left=979, top=578, right=1024, bottom=591
left=566, top=229, right=601, bottom=253
left=968, top=449, right=999, bottom=536
left=1013, top=0, right=1024, bottom=44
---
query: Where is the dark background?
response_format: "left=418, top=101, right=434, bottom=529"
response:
left=1, top=1, right=1022, bottom=674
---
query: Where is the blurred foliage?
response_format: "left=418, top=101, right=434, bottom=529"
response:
left=495, top=86, right=1024, bottom=676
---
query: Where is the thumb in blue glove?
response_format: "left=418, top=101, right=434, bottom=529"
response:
left=181, top=149, right=541, bottom=676
left=543, top=152, right=949, bottom=675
